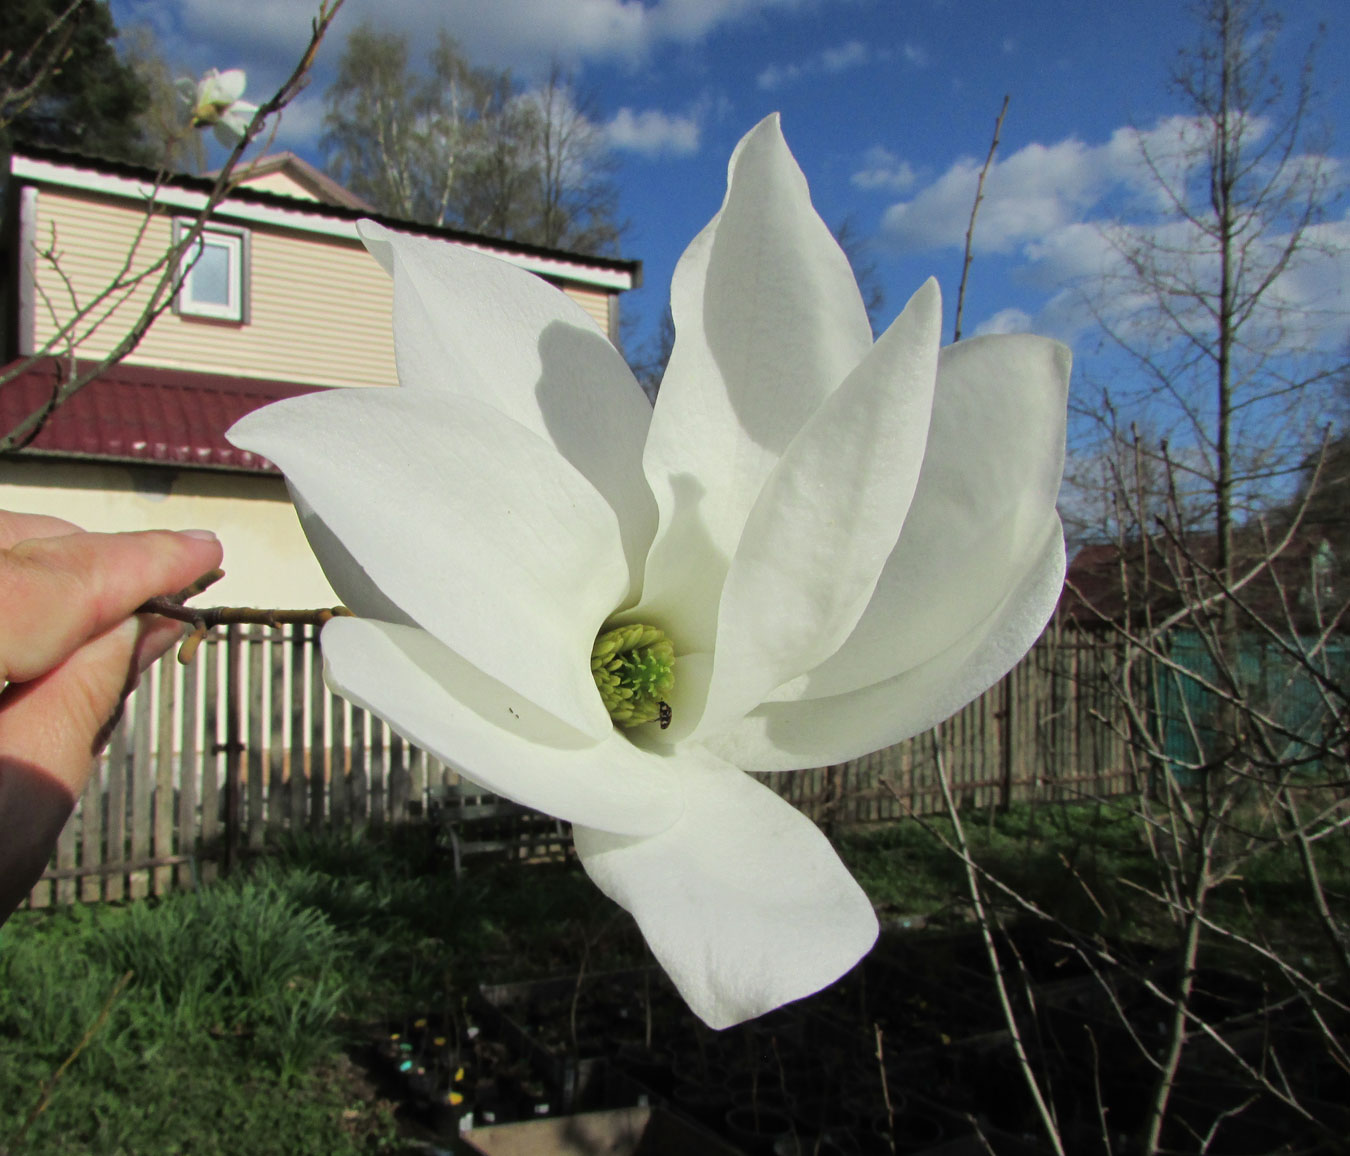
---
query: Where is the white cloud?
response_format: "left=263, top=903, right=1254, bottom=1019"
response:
left=127, top=0, right=824, bottom=159
left=850, top=145, right=916, bottom=193
left=269, top=92, right=326, bottom=151
left=974, top=308, right=1032, bottom=336
left=876, top=116, right=1349, bottom=350
left=880, top=135, right=1129, bottom=256
left=757, top=38, right=872, bottom=90
left=756, top=61, right=801, bottom=90
left=901, top=41, right=927, bottom=68
left=161, top=0, right=827, bottom=78
left=822, top=40, right=868, bottom=71
left=877, top=117, right=1277, bottom=259
left=606, top=107, right=701, bottom=157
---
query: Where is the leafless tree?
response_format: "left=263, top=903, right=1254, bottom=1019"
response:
left=905, top=6, right=1350, bottom=1153
left=516, top=63, right=623, bottom=254
left=833, top=212, right=886, bottom=338
left=1074, top=0, right=1345, bottom=576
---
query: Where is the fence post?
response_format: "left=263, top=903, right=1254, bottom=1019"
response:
left=999, top=671, right=1014, bottom=810
left=224, top=623, right=242, bottom=874
left=247, top=630, right=265, bottom=850
left=177, top=645, right=199, bottom=890
left=309, top=628, right=325, bottom=831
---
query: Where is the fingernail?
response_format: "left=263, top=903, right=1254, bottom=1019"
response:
left=178, top=529, right=219, bottom=543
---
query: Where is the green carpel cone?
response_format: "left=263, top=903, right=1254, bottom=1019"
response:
left=592, top=623, right=675, bottom=728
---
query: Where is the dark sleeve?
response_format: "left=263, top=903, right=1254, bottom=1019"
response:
left=0, top=760, right=75, bottom=925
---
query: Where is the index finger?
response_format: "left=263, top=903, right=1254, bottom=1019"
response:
left=0, top=528, right=223, bottom=685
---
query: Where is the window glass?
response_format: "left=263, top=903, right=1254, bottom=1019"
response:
left=189, top=239, right=233, bottom=307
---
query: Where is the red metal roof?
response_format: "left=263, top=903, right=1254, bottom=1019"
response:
left=0, top=358, right=323, bottom=472
left=1058, top=534, right=1342, bottom=632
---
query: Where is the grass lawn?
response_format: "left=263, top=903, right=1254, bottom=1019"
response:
left=1, top=798, right=1345, bottom=1153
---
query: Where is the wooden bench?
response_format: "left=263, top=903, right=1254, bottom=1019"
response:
left=426, top=784, right=570, bottom=877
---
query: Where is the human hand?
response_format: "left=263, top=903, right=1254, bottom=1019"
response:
left=0, top=510, right=223, bottom=923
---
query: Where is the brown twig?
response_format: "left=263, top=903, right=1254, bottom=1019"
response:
left=135, top=568, right=352, bottom=664
left=928, top=728, right=1066, bottom=1156
left=140, top=597, right=353, bottom=632
left=874, top=1023, right=897, bottom=1151
left=953, top=93, right=1009, bottom=343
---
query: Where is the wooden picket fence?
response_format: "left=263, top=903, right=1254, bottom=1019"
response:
left=29, top=620, right=1133, bottom=909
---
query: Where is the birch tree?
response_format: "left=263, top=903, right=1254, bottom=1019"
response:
left=321, top=32, right=625, bottom=254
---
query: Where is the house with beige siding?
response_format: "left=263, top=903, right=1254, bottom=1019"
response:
left=0, top=148, right=642, bottom=606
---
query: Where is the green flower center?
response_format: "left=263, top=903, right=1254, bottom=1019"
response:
left=591, top=623, right=675, bottom=729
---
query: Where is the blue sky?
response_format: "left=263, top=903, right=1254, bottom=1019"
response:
left=111, top=0, right=1349, bottom=410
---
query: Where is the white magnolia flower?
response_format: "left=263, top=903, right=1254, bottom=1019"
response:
left=228, top=116, right=1069, bottom=1029
left=178, top=68, right=258, bottom=146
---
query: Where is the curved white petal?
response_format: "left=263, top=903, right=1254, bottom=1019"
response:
left=573, top=746, right=877, bottom=1028
left=206, top=69, right=247, bottom=103
left=322, top=617, right=682, bottom=836
left=357, top=222, right=656, bottom=600
left=693, top=280, right=941, bottom=737
left=704, top=517, right=1067, bottom=771
left=802, top=333, right=1070, bottom=700
left=285, top=489, right=420, bottom=628
left=632, top=115, right=874, bottom=655
left=228, top=388, right=625, bottom=739
left=213, top=109, right=254, bottom=146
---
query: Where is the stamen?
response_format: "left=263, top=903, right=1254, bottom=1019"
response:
left=592, top=623, right=675, bottom=729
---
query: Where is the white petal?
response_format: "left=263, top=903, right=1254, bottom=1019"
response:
left=322, top=617, right=682, bottom=836
left=574, top=746, right=877, bottom=1028
left=228, top=387, right=626, bottom=739
left=693, top=280, right=941, bottom=737
left=213, top=118, right=246, bottom=147
left=356, top=221, right=656, bottom=600
left=208, top=69, right=247, bottom=103
left=704, top=517, right=1066, bottom=771
left=632, top=115, right=874, bottom=655
left=803, top=333, right=1070, bottom=699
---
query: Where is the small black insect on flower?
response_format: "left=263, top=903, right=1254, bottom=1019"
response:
left=658, top=701, right=672, bottom=730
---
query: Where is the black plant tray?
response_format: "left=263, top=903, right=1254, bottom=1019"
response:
left=476, top=968, right=668, bottom=1115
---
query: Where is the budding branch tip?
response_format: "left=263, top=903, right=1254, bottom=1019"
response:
left=135, top=568, right=353, bottom=663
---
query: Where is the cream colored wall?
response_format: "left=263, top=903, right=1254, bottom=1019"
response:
left=564, top=284, right=614, bottom=338
left=29, top=186, right=622, bottom=385
left=0, top=459, right=337, bottom=608
left=30, top=188, right=397, bottom=389
left=238, top=171, right=319, bottom=201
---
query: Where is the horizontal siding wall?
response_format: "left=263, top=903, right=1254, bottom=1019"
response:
left=562, top=284, right=614, bottom=338
left=28, top=188, right=624, bottom=389
left=30, top=188, right=398, bottom=389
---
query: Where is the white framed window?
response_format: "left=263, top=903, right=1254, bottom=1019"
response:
left=174, top=221, right=250, bottom=323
